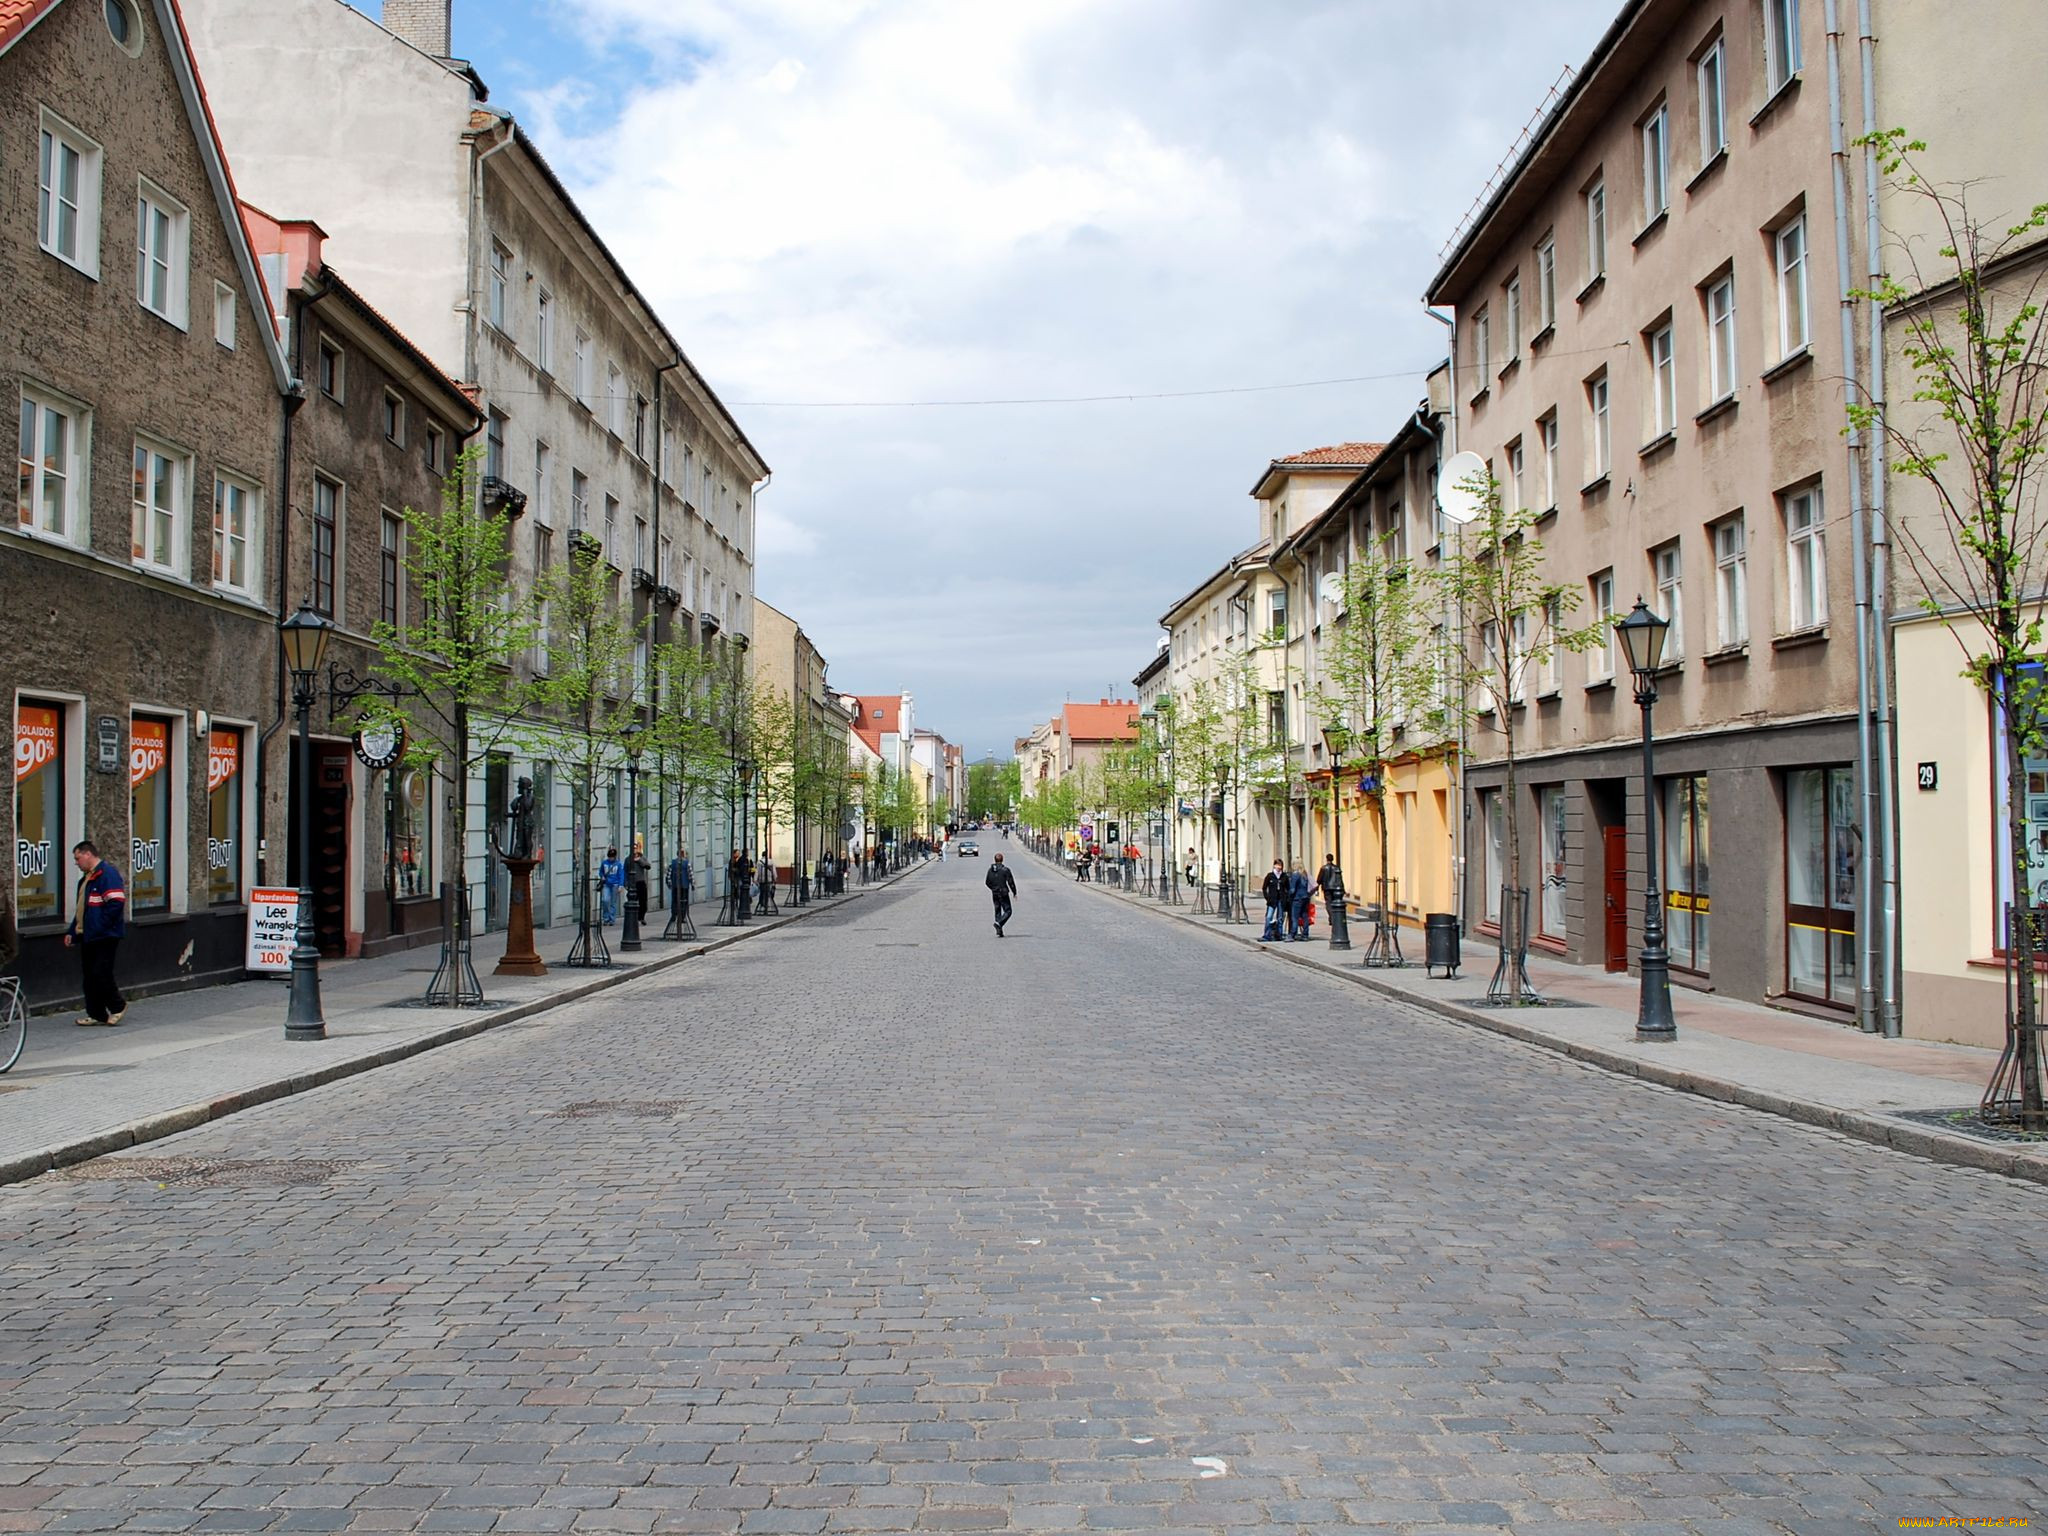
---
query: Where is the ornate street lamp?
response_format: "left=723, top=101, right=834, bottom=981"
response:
left=280, top=605, right=333, bottom=1041
left=1616, top=598, right=1677, bottom=1042
left=621, top=746, right=644, bottom=951
left=1322, top=723, right=1353, bottom=951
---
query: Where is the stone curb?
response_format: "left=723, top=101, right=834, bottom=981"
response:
left=0, top=864, right=930, bottom=1190
left=1058, top=858, right=2048, bottom=1191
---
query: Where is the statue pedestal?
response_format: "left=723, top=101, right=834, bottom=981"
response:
left=495, top=855, right=548, bottom=977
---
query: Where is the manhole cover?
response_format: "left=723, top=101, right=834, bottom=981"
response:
left=548, top=1100, right=688, bottom=1119
left=60, top=1157, right=359, bottom=1187
left=1892, top=1106, right=2048, bottom=1145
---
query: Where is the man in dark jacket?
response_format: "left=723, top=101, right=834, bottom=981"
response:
left=986, top=853, right=1018, bottom=936
left=63, top=840, right=127, bottom=1026
left=1260, top=860, right=1287, bottom=942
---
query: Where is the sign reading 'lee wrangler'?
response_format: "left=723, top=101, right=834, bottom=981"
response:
left=245, top=889, right=300, bottom=974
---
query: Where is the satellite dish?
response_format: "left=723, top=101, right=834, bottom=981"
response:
left=1317, top=571, right=1344, bottom=607
left=1437, top=450, right=1489, bottom=526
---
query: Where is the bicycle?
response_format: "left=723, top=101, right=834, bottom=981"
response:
left=0, top=976, right=25, bottom=1075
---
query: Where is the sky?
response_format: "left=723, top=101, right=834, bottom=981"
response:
left=345, top=0, right=1620, bottom=759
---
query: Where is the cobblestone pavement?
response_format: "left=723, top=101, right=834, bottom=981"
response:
left=3, top=854, right=2045, bottom=1535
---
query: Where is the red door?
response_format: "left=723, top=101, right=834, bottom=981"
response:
left=1603, top=825, right=1629, bottom=972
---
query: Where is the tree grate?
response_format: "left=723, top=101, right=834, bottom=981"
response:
left=60, top=1156, right=360, bottom=1187
left=1892, top=1106, right=2048, bottom=1145
left=548, top=1099, right=689, bottom=1119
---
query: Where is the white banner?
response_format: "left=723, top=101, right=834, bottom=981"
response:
left=245, top=888, right=299, bottom=973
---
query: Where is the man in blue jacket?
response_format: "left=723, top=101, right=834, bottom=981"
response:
left=63, top=840, right=127, bottom=1026
left=1287, top=861, right=1314, bottom=941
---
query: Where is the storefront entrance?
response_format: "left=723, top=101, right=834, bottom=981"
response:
left=286, top=742, right=352, bottom=959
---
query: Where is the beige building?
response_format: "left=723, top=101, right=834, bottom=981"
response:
left=1426, top=0, right=1881, bottom=1025
left=751, top=600, right=847, bottom=883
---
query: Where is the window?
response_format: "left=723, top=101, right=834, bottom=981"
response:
left=1504, top=277, right=1521, bottom=363
left=134, top=181, right=189, bottom=326
left=317, top=337, right=343, bottom=401
left=129, top=715, right=173, bottom=914
left=103, top=0, right=139, bottom=50
left=488, top=240, right=510, bottom=330
left=1713, top=515, right=1747, bottom=647
left=1647, top=322, right=1676, bottom=435
left=1654, top=542, right=1684, bottom=659
left=634, top=395, right=649, bottom=459
left=485, top=408, right=506, bottom=481
left=606, top=363, right=624, bottom=435
left=534, top=526, right=553, bottom=670
left=14, top=700, right=68, bottom=925
left=207, top=725, right=244, bottom=906
left=1697, top=38, right=1726, bottom=161
left=1589, top=570, right=1616, bottom=680
left=1479, top=620, right=1502, bottom=711
left=390, top=765, right=433, bottom=896
left=382, top=390, right=405, bottom=446
left=1585, top=179, right=1607, bottom=280
left=1642, top=105, right=1669, bottom=221
left=570, top=469, right=588, bottom=532
left=1776, top=213, right=1810, bottom=356
left=603, top=495, right=619, bottom=565
left=1539, top=413, right=1560, bottom=509
left=1481, top=789, right=1504, bottom=925
left=1268, top=585, right=1287, bottom=639
left=1536, top=237, right=1557, bottom=330
left=17, top=388, right=87, bottom=544
left=533, top=439, right=552, bottom=523
left=1663, top=775, right=1710, bottom=971
left=212, top=473, right=257, bottom=596
left=1266, top=691, right=1285, bottom=746
left=1539, top=786, right=1567, bottom=938
left=131, top=438, right=185, bottom=575
left=380, top=511, right=402, bottom=629
left=1786, top=766, right=1856, bottom=1005
left=424, top=423, right=444, bottom=474
left=37, top=112, right=101, bottom=275
left=1706, top=274, right=1737, bottom=401
left=535, top=287, right=553, bottom=372
left=1507, top=437, right=1526, bottom=512
left=214, top=281, right=236, bottom=349
left=312, top=476, right=340, bottom=616
left=1473, top=309, right=1491, bottom=381
left=1587, top=371, right=1611, bottom=479
left=1539, top=599, right=1562, bottom=693
left=658, top=535, right=673, bottom=587
left=573, top=330, right=592, bottom=406
left=634, top=516, right=648, bottom=573
left=1766, top=0, right=1802, bottom=92
left=1785, top=483, right=1826, bottom=628
left=661, top=423, right=677, bottom=487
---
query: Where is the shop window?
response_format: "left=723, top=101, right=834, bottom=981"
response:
left=388, top=765, right=433, bottom=897
left=15, top=699, right=68, bottom=925
left=1786, top=766, right=1856, bottom=1005
left=1539, top=786, right=1567, bottom=937
left=1663, top=775, right=1710, bottom=971
left=207, top=726, right=243, bottom=905
left=1481, top=788, right=1504, bottom=925
left=1992, top=663, right=2048, bottom=922
left=129, top=715, right=174, bottom=912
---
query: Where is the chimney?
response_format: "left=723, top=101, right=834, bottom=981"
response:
left=383, top=0, right=452, bottom=57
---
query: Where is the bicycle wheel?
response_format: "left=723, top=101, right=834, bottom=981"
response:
left=0, top=983, right=24, bottom=1075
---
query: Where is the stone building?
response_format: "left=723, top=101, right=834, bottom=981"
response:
left=752, top=599, right=848, bottom=882
left=180, top=0, right=770, bottom=928
left=4, top=0, right=293, bottom=1008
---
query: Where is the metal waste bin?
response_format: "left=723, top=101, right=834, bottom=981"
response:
left=1424, top=913, right=1460, bottom=978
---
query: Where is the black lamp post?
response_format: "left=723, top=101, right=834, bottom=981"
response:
left=1322, top=724, right=1352, bottom=950
left=280, top=605, right=333, bottom=1041
left=621, top=747, right=644, bottom=951
left=1617, top=598, right=1677, bottom=1042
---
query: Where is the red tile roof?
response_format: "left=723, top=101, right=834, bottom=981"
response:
left=0, top=0, right=63, bottom=53
left=1062, top=701, right=1140, bottom=744
left=847, top=694, right=902, bottom=753
left=1276, top=442, right=1387, bottom=467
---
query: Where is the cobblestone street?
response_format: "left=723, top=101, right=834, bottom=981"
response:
left=3, top=857, right=2045, bottom=1535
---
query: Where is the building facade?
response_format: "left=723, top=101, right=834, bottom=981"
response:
left=752, top=599, right=848, bottom=882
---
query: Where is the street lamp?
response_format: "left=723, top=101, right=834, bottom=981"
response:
left=1322, top=723, right=1352, bottom=951
left=621, top=746, right=644, bottom=951
left=280, top=605, right=333, bottom=1041
left=1616, top=598, right=1677, bottom=1042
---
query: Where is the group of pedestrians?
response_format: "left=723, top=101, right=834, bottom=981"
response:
left=1260, top=856, right=1346, bottom=943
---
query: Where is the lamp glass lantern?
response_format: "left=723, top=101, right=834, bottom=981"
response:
left=1615, top=598, right=1669, bottom=682
left=280, top=605, right=334, bottom=688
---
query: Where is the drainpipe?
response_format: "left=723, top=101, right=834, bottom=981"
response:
left=1424, top=305, right=1467, bottom=934
left=1824, top=0, right=1882, bottom=1034
left=1859, top=0, right=1902, bottom=1037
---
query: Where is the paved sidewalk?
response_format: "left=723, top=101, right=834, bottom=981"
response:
left=1062, top=857, right=2048, bottom=1185
left=0, top=863, right=932, bottom=1186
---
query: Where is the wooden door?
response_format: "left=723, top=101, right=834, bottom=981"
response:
left=1602, top=825, right=1629, bottom=972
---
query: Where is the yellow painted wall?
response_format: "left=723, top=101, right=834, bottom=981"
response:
left=1308, top=753, right=1457, bottom=925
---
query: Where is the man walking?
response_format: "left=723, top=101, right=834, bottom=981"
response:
left=63, top=840, right=127, bottom=1026
left=1260, top=859, right=1287, bottom=942
left=986, top=852, right=1018, bottom=936
left=1287, top=860, right=1314, bottom=941
left=598, top=846, right=623, bottom=925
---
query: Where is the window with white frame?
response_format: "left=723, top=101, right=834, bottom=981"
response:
left=485, top=408, right=506, bottom=481
left=570, top=469, right=587, bottom=532
left=1775, top=213, right=1810, bottom=356
left=659, top=535, right=673, bottom=587
left=1587, top=371, right=1611, bottom=479
left=1642, top=105, right=1669, bottom=222
left=1508, top=609, right=1530, bottom=702
left=131, top=438, right=187, bottom=575
left=1648, top=321, right=1676, bottom=435
left=1536, top=237, right=1557, bottom=330
left=1508, top=437, right=1526, bottom=512
left=1540, top=412, right=1560, bottom=509
left=1540, top=598, right=1563, bottom=693
left=1697, top=37, right=1727, bottom=162
left=379, top=511, right=402, bottom=630
left=1504, top=277, right=1521, bottom=363
left=488, top=240, right=511, bottom=330
left=534, top=526, right=552, bottom=670
left=1785, top=483, right=1826, bottom=628
left=534, top=287, right=554, bottom=372
left=17, top=387, right=89, bottom=545
left=1479, top=620, right=1501, bottom=711
left=573, top=330, right=592, bottom=406
left=603, top=494, right=619, bottom=564
left=1585, top=178, right=1607, bottom=281
left=1713, top=515, right=1747, bottom=647
left=1654, top=542, right=1685, bottom=659
left=1473, top=308, right=1490, bottom=381
left=37, top=111, right=101, bottom=276
left=606, top=363, right=624, bottom=435
left=1766, top=0, right=1802, bottom=92
left=134, top=180, right=189, bottom=326
left=634, top=516, right=648, bottom=573
left=660, top=423, right=676, bottom=487
left=1589, top=570, right=1616, bottom=680
left=212, top=473, right=258, bottom=596
left=634, top=396, right=649, bottom=459
left=1706, top=273, right=1737, bottom=401
left=214, top=281, right=236, bottom=349
left=532, top=439, right=552, bottom=523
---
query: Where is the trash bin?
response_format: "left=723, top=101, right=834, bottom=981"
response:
left=1424, top=913, right=1460, bottom=978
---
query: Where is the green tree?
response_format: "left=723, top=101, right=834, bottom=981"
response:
left=366, top=448, right=539, bottom=1002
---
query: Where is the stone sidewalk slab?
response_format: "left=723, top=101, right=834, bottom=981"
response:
left=0, top=864, right=934, bottom=1187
